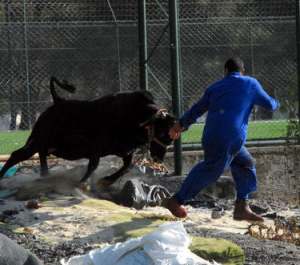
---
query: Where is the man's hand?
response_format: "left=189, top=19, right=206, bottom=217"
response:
left=169, top=122, right=183, bottom=140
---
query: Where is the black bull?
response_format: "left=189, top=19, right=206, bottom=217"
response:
left=0, top=77, right=175, bottom=185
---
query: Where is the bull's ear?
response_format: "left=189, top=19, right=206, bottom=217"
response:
left=139, top=104, right=159, bottom=127
left=145, top=104, right=159, bottom=116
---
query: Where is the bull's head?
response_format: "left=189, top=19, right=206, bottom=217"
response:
left=147, top=110, right=176, bottom=162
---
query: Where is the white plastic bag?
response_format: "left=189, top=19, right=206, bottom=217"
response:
left=61, top=222, right=220, bottom=265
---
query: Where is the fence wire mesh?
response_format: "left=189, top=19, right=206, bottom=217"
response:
left=0, top=0, right=297, bottom=154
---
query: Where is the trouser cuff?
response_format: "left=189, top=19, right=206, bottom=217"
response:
left=173, top=193, right=185, bottom=205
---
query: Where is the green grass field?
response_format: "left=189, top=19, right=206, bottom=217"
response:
left=181, top=120, right=288, bottom=143
left=0, top=130, right=31, bottom=155
left=0, top=120, right=288, bottom=155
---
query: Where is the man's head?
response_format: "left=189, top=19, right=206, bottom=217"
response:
left=224, top=57, right=245, bottom=76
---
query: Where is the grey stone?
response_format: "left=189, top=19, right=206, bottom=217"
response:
left=0, top=233, right=43, bottom=265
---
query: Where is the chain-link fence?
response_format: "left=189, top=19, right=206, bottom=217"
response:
left=0, top=0, right=298, bottom=154
left=0, top=1, right=140, bottom=131
left=146, top=0, right=297, bottom=143
left=180, top=1, right=297, bottom=143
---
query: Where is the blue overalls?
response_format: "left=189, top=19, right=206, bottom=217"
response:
left=175, top=72, right=279, bottom=204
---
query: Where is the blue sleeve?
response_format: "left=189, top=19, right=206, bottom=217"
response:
left=179, top=89, right=210, bottom=129
left=253, top=79, right=279, bottom=111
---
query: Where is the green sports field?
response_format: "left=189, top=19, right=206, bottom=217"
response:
left=0, top=120, right=288, bottom=155
left=0, top=130, right=30, bottom=155
left=181, top=120, right=288, bottom=143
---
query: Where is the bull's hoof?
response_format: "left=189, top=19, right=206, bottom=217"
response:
left=78, top=182, right=89, bottom=192
left=40, top=170, right=49, bottom=177
left=97, top=178, right=115, bottom=188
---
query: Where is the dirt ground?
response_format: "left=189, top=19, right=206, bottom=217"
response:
left=0, top=161, right=300, bottom=265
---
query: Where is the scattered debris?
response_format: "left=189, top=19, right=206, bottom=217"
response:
left=3, top=209, right=19, bottom=216
left=26, top=200, right=41, bottom=209
left=186, top=194, right=218, bottom=209
left=0, top=208, right=19, bottom=222
left=134, top=157, right=169, bottom=175
left=247, top=216, right=300, bottom=246
left=211, top=207, right=225, bottom=219
left=23, top=227, right=34, bottom=234
left=249, top=204, right=269, bottom=215
left=118, top=179, right=171, bottom=209
left=262, top=212, right=278, bottom=219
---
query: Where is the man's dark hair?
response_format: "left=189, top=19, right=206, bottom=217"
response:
left=224, top=57, right=245, bottom=73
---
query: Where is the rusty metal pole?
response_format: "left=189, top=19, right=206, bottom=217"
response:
left=138, top=0, right=149, bottom=91
left=169, top=0, right=182, bottom=175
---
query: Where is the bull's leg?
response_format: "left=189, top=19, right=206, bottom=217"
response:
left=80, top=156, right=100, bottom=183
left=100, top=153, right=133, bottom=186
left=39, top=151, right=48, bottom=176
left=0, top=141, right=37, bottom=179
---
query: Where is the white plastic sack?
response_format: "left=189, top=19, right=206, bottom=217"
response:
left=61, top=222, right=220, bottom=265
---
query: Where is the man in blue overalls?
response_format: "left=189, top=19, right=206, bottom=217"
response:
left=164, top=57, right=279, bottom=222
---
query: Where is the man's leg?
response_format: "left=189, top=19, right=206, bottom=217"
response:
left=163, top=150, right=232, bottom=218
left=231, top=146, right=257, bottom=199
left=175, top=152, right=232, bottom=204
left=230, top=146, right=263, bottom=222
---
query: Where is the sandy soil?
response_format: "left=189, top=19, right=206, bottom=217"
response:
left=0, top=161, right=299, bottom=264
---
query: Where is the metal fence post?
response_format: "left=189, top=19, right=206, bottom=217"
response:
left=138, top=0, right=148, bottom=91
left=169, top=0, right=182, bottom=175
left=296, top=0, right=300, bottom=121
left=5, top=1, right=16, bottom=130
left=23, top=0, right=31, bottom=129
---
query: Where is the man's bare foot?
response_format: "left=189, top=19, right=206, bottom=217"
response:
left=162, top=197, right=187, bottom=218
left=233, top=199, right=264, bottom=222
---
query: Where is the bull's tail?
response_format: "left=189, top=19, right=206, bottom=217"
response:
left=50, top=76, right=76, bottom=104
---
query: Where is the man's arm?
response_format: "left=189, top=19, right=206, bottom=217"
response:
left=253, top=79, right=279, bottom=111
left=169, top=89, right=209, bottom=140
left=179, top=89, right=210, bottom=130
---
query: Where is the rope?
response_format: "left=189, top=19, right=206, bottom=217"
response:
left=144, top=0, right=169, bottom=64
left=106, top=0, right=169, bottom=97
left=106, top=0, right=117, bottom=23
left=144, top=0, right=171, bottom=99
left=148, top=67, right=172, bottom=100
left=144, top=22, right=169, bottom=65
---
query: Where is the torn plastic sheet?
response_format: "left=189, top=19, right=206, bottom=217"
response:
left=0, top=164, right=18, bottom=178
left=119, top=179, right=171, bottom=209
left=61, top=222, right=220, bottom=265
left=0, top=189, right=17, bottom=199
